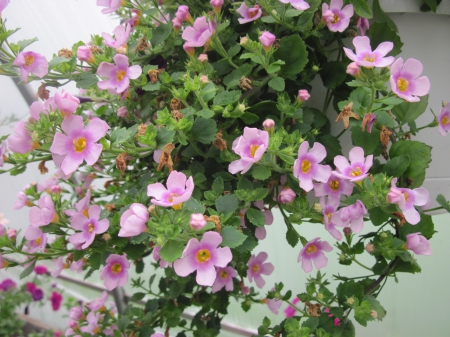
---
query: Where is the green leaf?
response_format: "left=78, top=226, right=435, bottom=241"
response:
left=268, top=77, right=285, bottom=92
left=399, top=214, right=435, bottom=240
left=384, top=154, right=411, bottom=177
left=220, top=226, right=247, bottom=248
left=110, top=127, right=134, bottom=145
left=235, top=234, right=258, bottom=252
left=373, top=110, right=396, bottom=128
left=436, top=194, right=450, bottom=213
left=17, top=38, right=38, bottom=51
left=246, top=208, right=266, bottom=227
left=117, top=316, right=130, bottom=332
left=372, top=0, right=398, bottom=32
left=351, top=126, right=380, bottom=154
left=337, top=280, right=364, bottom=305
left=286, top=226, right=299, bottom=248
left=235, top=188, right=269, bottom=202
left=318, top=135, right=342, bottom=162
left=185, top=198, right=205, bottom=214
left=20, top=260, right=36, bottom=279
left=150, top=23, right=172, bottom=46
left=302, top=317, right=319, bottom=331
left=391, top=95, right=429, bottom=125
left=155, top=127, right=176, bottom=148
left=348, top=0, right=373, bottom=18
left=223, top=64, right=253, bottom=88
left=274, top=35, right=308, bottom=75
left=130, top=292, right=146, bottom=301
left=213, top=90, right=241, bottom=106
left=421, top=0, right=439, bottom=12
left=368, top=22, right=403, bottom=56
left=354, top=300, right=372, bottom=327
left=368, top=207, right=389, bottom=226
left=252, top=165, right=272, bottom=180
left=142, top=82, right=161, bottom=91
left=278, top=152, right=295, bottom=165
left=76, top=72, right=98, bottom=89
left=212, top=177, right=224, bottom=195
left=123, top=243, right=147, bottom=260
left=240, top=112, right=259, bottom=124
left=191, top=118, right=217, bottom=144
left=89, top=253, right=102, bottom=270
left=159, top=240, right=184, bottom=263
left=320, top=61, right=347, bottom=89
left=196, top=109, right=215, bottom=119
left=215, top=194, right=239, bottom=215
left=49, top=56, right=72, bottom=70
left=227, top=44, right=241, bottom=58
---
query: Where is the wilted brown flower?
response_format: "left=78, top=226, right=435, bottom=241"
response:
left=170, top=98, right=183, bottom=110
left=212, top=130, right=227, bottom=151
left=305, top=302, right=321, bottom=317
left=58, top=48, right=73, bottom=58
left=157, top=143, right=175, bottom=172
left=38, top=160, right=48, bottom=174
left=336, top=102, right=360, bottom=129
left=171, top=110, right=184, bottom=121
left=380, top=126, right=392, bottom=147
left=239, top=76, right=252, bottom=91
left=393, top=211, right=406, bottom=226
left=37, top=83, right=50, bottom=100
left=134, top=37, right=150, bottom=52
left=204, top=215, right=221, bottom=233
left=116, top=152, right=129, bottom=173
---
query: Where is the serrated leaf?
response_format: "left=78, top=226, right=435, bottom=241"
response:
left=191, top=118, right=217, bottom=144
left=220, top=226, right=247, bottom=248
left=215, top=194, right=239, bottom=215
left=399, top=214, right=435, bottom=240
left=111, top=127, right=134, bottom=145
left=368, top=22, right=403, bottom=56
left=213, top=90, right=241, bottom=106
left=274, top=35, right=308, bottom=75
left=76, top=72, right=98, bottom=89
left=372, top=0, right=398, bottom=32
left=268, top=77, right=285, bottom=91
left=286, top=226, right=299, bottom=248
left=252, top=165, right=271, bottom=180
left=384, top=154, right=411, bottom=177
left=348, top=0, right=373, bottom=18
left=49, top=56, right=72, bottom=70
left=246, top=208, right=266, bottom=227
left=155, top=127, right=176, bottom=148
left=17, top=38, right=38, bottom=51
left=150, top=23, right=172, bottom=46
left=142, top=82, right=161, bottom=91
left=391, top=95, right=429, bottom=125
left=89, top=253, right=102, bottom=270
left=159, top=240, right=184, bottom=263
left=223, top=64, right=253, bottom=88
left=130, top=292, right=146, bottom=301
left=196, top=109, right=215, bottom=119
left=320, top=61, right=347, bottom=89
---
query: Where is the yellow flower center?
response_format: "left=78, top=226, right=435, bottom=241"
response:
left=93, top=327, right=100, bottom=334
left=111, top=263, right=122, bottom=273
left=73, top=137, right=87, bottom=153
left=24, top=55, right=35, bottom=66
left=250, top=144, right=260, bottom=158
left=52, top=213, right=59, bottom=223
left=196, top=249, right=211, bottom=263
left=220, top=270, right=228, bottom=279
left=306, top=244, right=317, bottom=254
left=326, top=212, right=332, bottom=222
left=301, top=159, right=312, bottom=174
left=403, top=192, right=409, bottom=203
left=168, top=192, right=182, bottom=210
left=329, top=180, right=339, bottom=191
left=442, top=116, right=450, bottom=126
left=252, top=264, right=260, bottom=273
left=82, top=208, right=89, bottom=217
left=363, top=53, right=375, bottom=63
left=88, top=223, right=95, bottom=233
left=172, top=203, right=182, bottom=210
left=332, top=14, right=340, bottom=24
left=397, top=78, right=409, bottom=92
left=35, top=237, right=42, bottom=245
left=350, top=167, right=362, bottom=177
left=116, top=70, right=126, bottom=81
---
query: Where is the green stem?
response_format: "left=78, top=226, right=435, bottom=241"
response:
left=352, top=257, right=372, bottom=271
left=285, top=299, right=307, bottom=316
left=423, top=206, right=446, bottom=212
left=335, top=128, right=347, bottom=139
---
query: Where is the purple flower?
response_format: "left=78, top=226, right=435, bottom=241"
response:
left=50, top=291, right=63, bottom=311
left=438, top=103, right=450, bottom=136
left=343, top=36, right=394, bottom=68
left=8, top=121, right=39, bottom=154
left=97, top=0, right=123, bottom=14
left=50, top=115, right=110, bottom=175
left=285, top=297, right=300, bottom=318
left=229, top=127, right=269, bottom=174
left=13, top=51, right=48, bottom=83
left=237, top=3, right=262, bottom=24
left=298, top=237, right=333, bottom=273
left=103, top=24, right=131, bottom=50
left=320, top=196, right=343, bottom=241
left=34, top=265, right=48, bottom=275
left=0, top=279, right=16, bottom=292
left=279, top=0, right=310, bottom=11
left=211, top=266, right=237, bottom=293
left=334, top=200, right=367, bottom=233
left=357, top=17, right=370, bottom=36
left=147, top=170, right=194, bottom=209
left=405, top=233, right=432, bottom=255
left=181, top=16, right=215, bottom=48
left=322, top=0, right=354, bottom=33
left=362, top=112, right=376, bottom=133
left=31, top=288, right=44, bottom=301
left=118, top=203, right=149, bottom=237
left=247, top=252, right=274, bottom=288
left=314, top=172, right=354, bottom=199
left=293, top=142, right=332, bottom=192
left=259, top=31, right=276, bottom=51
left=387, top=178, right=429, bottom=225
left=100, top=254, right=130, bottom=290
left=390, top=58, right=430, bottom=102
left=69, top=205, right=109, bottom=249
left=174, top=232, right=232, bottom=286
left=97, top=54, right=142, bottom=94
left=333, top=146, right=373, bottom=182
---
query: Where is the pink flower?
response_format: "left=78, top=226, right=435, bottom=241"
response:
left=346, top=62, right=360, bottom=77
left=266, top=297, right=282, bottom=314
left=390, top=58, right=430, bottom=102
left=297, top=89, right=310, bottom=103
left=118, top=203, right=148, bottom=237
left=320, top=196, right=343, bottom=241
left=69, top=306, right=84, bottom=320
left=89, top=291, right=108, bottom=311
left=284, top=297, right=300, bottom=318
left=237, top=3, right=262, bottom=24
left=0, top=140, right=7, bottom=167
left=198, top=54, right=208, bottom=63
left=210, top=0, right=223, bottom=12
left=14, top=190, right=30, bottom=210
left=13, top=51, right=48, bottom=83
left=70, top=259, right=86, bottom=273
left=387, top=178, right=429, bottom=225
left=322, top=0, right=354, bottom=32
left=334, top=200, right=367, bottom=233
left=102, top=24, right=131, bottom=50
left=97, top=54, right=142, bottom=94
left=333, top=146, right=373, bottom=182
left=314, top=172, right=354, bottom=199
left=253, top=200, right=274, bottom=241
left=173, top=231, right=232, bottom=286
left=278, top=187, right=296, bottom=204
left=77, top=46, right=95, bottom=63
left=80, top=311, right=101, bottom=334
left=53, top=90, right=80, bottom=117
left=117, top=106, right=128, bottom=117
left=8, top=121, right=39, bottom=154
left=37, top=176, right=59, bottom=193
left=147, top=170, right=194, bottom=209
left=51, top=256, right=67, bottom=278
left=357, top=17, right=370, bottom=36
left=279, top=0, right=310, bottom=10
left=297, top=237, right=333, bottom=273
left=334, top=318, right=341, bottom=326
left=152, top=246, right=171, bottom=268
left=34, top=265, right=48, bottom=275
left=229, top=127, right=269, bottom=174
left=438, top=103, right=450, bottom=137
left=211, top=266, right=237, bottom=293
left=50, top=115, right=110, bottom=175
left=100, top=254, right=130, bottom=290
left=175, top=5, right=192, bottom=22
left=293, top=142, right=332, bottom=192
left=190, top=213, right=207, bottom=230
left=29, top=195, right=58, bottom=229
left=151, top=334, right=165, bottom=337
left=405, top=233, right=432, bottom=255
left=343, top=36, right=394, bottom=68
left=24, top=231, right=47, bottom=253
left=69, top=205, right=109, bottom=249
left=181, top=16, right=215, bottom=48
left=259, top=31, right=276, bottom=51
left=247, top=252, right=274, bottom=288
left=0, top=0, right=10, bottom=16
left=97, top=0, right=123, bottom=14
left=65, top=189, right=91, bottom=218
left=8, top=228, right=16, bottom=240
left=50, top=291, right=63, bottom=311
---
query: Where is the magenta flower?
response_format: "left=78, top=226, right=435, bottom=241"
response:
left=13, top=51, right=48, bottom=83
left=279, top=0, right=309, bottom=10
left=147, top=170, right=194, bottom=209
left=69, top=205, right=109, bottom=249
left=100, top=254, right=130, bottom=291
left=181, top=16, right=215, bottom=48
left=314, top=172, right=354, bottom=199
left=333, top=146, right=373, bottom=182
left=357, top=17, right=370, bottom=36
left=50, top=115, right=110, bottom=175
left=322, top=0, right=354, bottom=32
left=320, top=196, right=343, bottom=241
left=259, top=31, right=276, bottom=51
left=285, top=297, right=300, bottom=318
left=247, top=252, right=274, bottom=288
left=118, top=203, right=148, bottom=237
left=173, top=231, right=232, bottom=286
left=50, top=291, right=63, bottom=311
left=0, top=140, right=6, bottom=167
left=343, top=36, right=394, bottom=68
left=390, top=58, right=430, bottom=102
left=97, top=54, right=142, bottom=94
left=103, top=24, right=131, bottom=50
left=293, top=142, right=332, bottom=192
left=8, top=121, right=39, bottom=154
left=0, top=279, right=16, bottom=292
left=211, top=266, right=237, bottom=293
left=405, top=233, right=432, bottom=255
left=97, top=0, right=122, bottom=14
left=54, top=90, right=80, bottom=117
left=190, top=213, right=207, bottom=230
left=229, top=127, right=269, bottom=174
left=237, top=3, right=262, bottom=24
left=387, top=178, right=429, bottom=225
left=438, top=103, right=450, bottom=136
left=297, top=237, right=333, bottom=273
left=34, top=265, right=48, bottom=275
left=334, top=200, right=367, bottom=234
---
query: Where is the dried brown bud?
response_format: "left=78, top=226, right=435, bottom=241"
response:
left=66, top=254, right=74, bottom=267
left=89, top=46, right=102, bottom=54
left=204, top=215, right=221, bottom=233
left=116, top=152, right=129, bottom=173
left=148, top=69, right=163, bottom=84
left=157, top=143, right=175, bottom=172
left=135, top=124, right=147, bottom=140
left=104, top=204, right=116, bottom=212
left=238, top=76, right=252, bottom=91
left=380, top=126, right=392, bottom=147
left=212, top=130, right=227, bottom=151
left=348, top=30, right=357, bottom=38
left=38, top=160, right=48, bottom=174
left=305, top=302, right=321, bottom=317
left=102, top=233, right=112, bottom=241
left=134, top=37, right=150, bottom=52
left=393, top=211, right=406, bottom=226
left=405, top=133, right=411, bottom=140
left=170, top=98, right=182, bottom=110
left=171, top=110, right=184, bottom=121
left=58, top=48, right=73, bottom=58
left=37, top=83, right=50, bottom=100
left=336, top=102, right=360, bottom=129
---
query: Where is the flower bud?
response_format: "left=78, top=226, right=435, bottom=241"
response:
left=259, top=31, right=276, bottom=52
left=380, top=232, right=387, bottom=239
left=50, top=185, right=61, bottom=194
left=278, top=187, right=296, bottom=204
left=198, top=54, right=208, bottom=63
left=297, top=89, right=310, bottom=103
left=313, top=203, right=322, bottom=213
left=172, top=17, right=182, bottom=30
left=365, top=243, right=374, bottom=253
left=240, top=36, right=249, bottom=46
left=7, top=228, right=17, bottom=240
left=263, top=118, right=275, bottom=131
left=200, top=75, right=209, bottom=84
left=190, top=213, right=207, bottom=230
left=69, top=306, right=84, bottom=321
left=183, top=43, right=195, bottom=57
left=102, top=233, right=111, bottom=241
left=346, top=297, right=355, bottom=305
left=346, top=62, right=361, bottom=77
left=148, top=205, right=156, bottom=214
left=210, top=0, right=224, bottom=13
left=343, top=227, right=352, bottom=237
left=242, top=287, right=250, bottom=295
left=76, top=46, right=94, bottom=63
left=370, top=310, right=378, bottom=319
left=117, top=106, right=129, bottom=118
